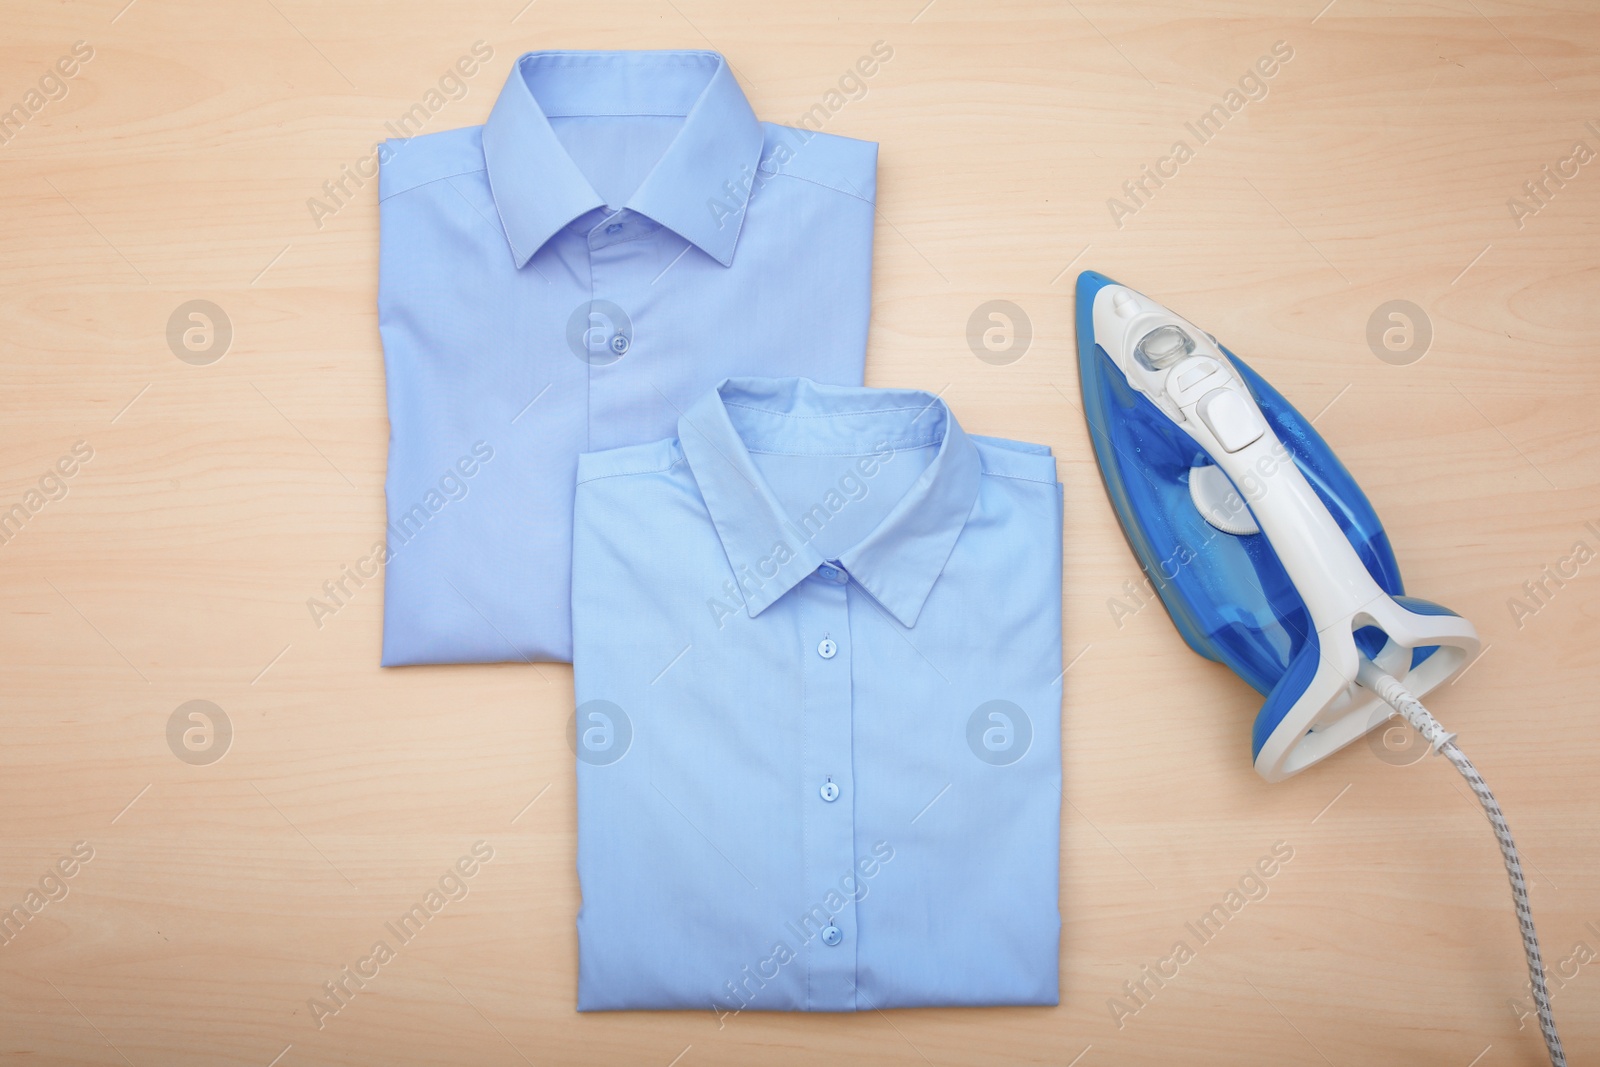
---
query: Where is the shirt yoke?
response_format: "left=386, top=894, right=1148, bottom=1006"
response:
left=759, top=123, right=878, bottom=204
left=378, top=125, right=486, bottom=202
left=969, top=435, right=1058, bottom=485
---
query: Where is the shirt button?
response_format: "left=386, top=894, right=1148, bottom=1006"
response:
left=817, top=637, right=837, bottom=659
left=820, top=924, right=843, bottom=947
left=609, top=333, right=630, bottom=355
left=606, top=222, right=623, bottom=234
left=817, top=565, right=838, bottom=581
left=819, top=781, right=839, bottom=802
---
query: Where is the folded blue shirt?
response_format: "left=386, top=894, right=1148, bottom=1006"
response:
left=571, top=378, right=1063, bottom=1011
left=377, top=51, right=877, bottom=664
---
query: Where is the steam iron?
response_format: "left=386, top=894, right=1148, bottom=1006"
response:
left=1074, top=271, right=1479, bottom=782
left=1075, top=273, right=1566, bottom=1063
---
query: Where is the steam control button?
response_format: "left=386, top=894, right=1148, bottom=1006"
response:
left=1175, top=358, right=1219, bottom=392
left=1196, top=388, right=1266, bottom=453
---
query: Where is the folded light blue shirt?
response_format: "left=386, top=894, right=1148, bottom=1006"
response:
left=377, top=51, right=877, bottom=665
left=571, top=378, right=1063, bottom=1011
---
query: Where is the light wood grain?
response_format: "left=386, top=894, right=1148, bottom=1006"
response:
left=2, top=1, right=1597, bottom=1064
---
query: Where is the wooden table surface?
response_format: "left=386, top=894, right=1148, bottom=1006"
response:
left=3, top=1, right=1597, bottom=1064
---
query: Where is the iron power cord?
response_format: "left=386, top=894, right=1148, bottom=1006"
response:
left=1356, top=659, right=1565, bottom=1067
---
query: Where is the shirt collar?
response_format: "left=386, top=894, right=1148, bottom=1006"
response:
left=678, top=378, right=983, bottom=628
left=482, top=50, right=764, bottom=269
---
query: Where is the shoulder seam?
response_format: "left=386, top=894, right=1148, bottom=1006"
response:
left=576, top=460, right=680, bottom=485
left=766, top=170, right=873, bottom=204
left=380, top=164, right=488, bottom=202
left=981, top=469, right=1058, bottom=486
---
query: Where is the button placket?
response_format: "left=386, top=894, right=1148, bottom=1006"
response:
left=798, top=573, right=857, bottom=1009
left=581, top=213, right=642, bottom=445
left=580, top=212, right=673, bottom=445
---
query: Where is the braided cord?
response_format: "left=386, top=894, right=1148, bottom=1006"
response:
left=1365, top=670, right=1565, bottom=1067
